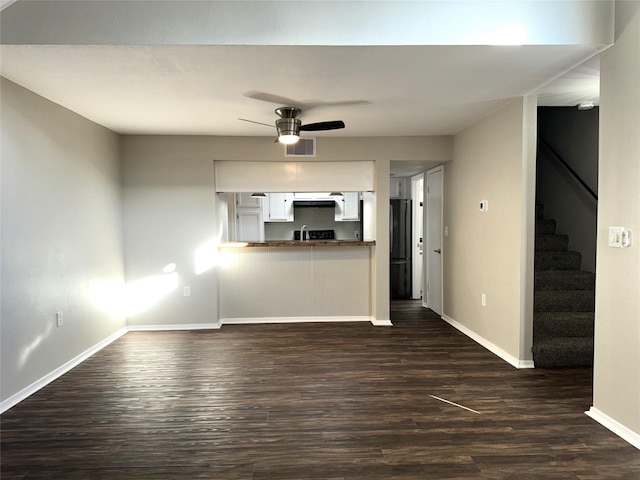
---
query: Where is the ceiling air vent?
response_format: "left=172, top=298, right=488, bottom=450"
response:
left=284, top=137, right=316, bottom=157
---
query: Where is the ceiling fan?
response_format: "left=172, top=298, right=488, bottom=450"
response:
left=239, top=106, right=345, bottom=144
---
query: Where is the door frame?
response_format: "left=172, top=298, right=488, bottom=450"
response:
left=411, top=173, right=424, bottom=299
left=424, top=165, right=444, bottom=313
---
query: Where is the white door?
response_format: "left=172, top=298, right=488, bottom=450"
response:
left=425, top=166, right=443, bottom=315
left=411, top=174, right=424, bottom=299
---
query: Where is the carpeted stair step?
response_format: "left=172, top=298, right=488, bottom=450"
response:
left=534, top=312, right=595, bottom=340
left=535, top=251, right=582, bottom=270
left=535, top=234, right=569, bottom=252
left=535, top=270, right=595, bottom=290
left=536, top=218, right=557, bottom=234
left=532, top=337, right=594, bottom=367
left=534, top=289, right=595, bottom=312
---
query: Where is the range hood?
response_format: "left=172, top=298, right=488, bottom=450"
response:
left=293, top=192, right=337, bottom=208
left=293, top=200, right=336, bottom=208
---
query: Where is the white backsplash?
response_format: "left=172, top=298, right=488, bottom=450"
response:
left=264, top=206, right=361, bottom=241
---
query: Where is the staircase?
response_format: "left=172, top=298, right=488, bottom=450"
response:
left=533, top=204, right=595, bottom=367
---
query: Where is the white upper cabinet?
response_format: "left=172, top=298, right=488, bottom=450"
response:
left=390, top=178, right=404, bottom=198
left=236, top=192, right=262, bottom=209
left=263, top=192, right=294, bottom=222
left=335, top=192, right=360, bottom=221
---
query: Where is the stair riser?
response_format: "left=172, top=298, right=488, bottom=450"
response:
left=535, top=234, right=569, bottom=252
left=536, top=219, right=557, bottom=234
left=535, top=271, right=595, bottom=290
left=532, top=338, right=594, bottom=368
left=534, top=291, right=595, bottom=312
left=535, top=252, right=582, bottom=270
left=534, top=317, right=594, bottom=339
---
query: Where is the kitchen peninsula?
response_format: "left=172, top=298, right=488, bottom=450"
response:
left=236, top=239, right=375, bottom=247
left=214, top=160, right=384, bottom=326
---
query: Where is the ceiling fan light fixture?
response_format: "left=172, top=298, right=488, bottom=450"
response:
left=276, top=115, right=301, bottom=144
left=278, top=134, right=299, bottom=145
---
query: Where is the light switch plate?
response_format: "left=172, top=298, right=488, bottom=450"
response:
left=608, top=227, right=625, bottom=248
left=479, top=200, right=488, bottom=212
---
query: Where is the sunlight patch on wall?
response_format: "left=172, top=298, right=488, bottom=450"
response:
left=89, top=270, right=179, bottom=318
left=18, top=323, right=53, bottom=368
left=124, top=272, right=179, bottom=316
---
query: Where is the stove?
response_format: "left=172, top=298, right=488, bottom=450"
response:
left=293, top=229, right=335, bottom=240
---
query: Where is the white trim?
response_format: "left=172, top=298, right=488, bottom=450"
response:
left=371, top=318, right=393, bottom=327
left=220, top=316, right=374, bottom=325
left=586, top=407, right=640, bottom=450
left=442, top=314, right=534, bottom=369
left=127, top=323, right=221, bottom=331
left=0, top=327, right=128, bottom=414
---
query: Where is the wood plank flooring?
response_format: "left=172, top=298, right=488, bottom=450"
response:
left=2, top=301, right=639, bottom=479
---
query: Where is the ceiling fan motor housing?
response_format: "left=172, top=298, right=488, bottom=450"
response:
left=275, top=116, right=301, bottom=137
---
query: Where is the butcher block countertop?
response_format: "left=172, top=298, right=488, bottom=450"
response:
left=219, top=240, right=376, bottom=248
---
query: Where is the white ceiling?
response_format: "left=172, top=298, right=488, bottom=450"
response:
left=0, top=1, right=606, bottom=176
left=0, top=44, right=602, bottom=137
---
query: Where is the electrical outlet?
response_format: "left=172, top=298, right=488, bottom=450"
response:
left=183, top=286, right=191, bottom=297
left=481, top=294, right=486, bottom=307
left=56, top=311, right=64, bottom=327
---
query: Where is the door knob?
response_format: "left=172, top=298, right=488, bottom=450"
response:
left=433, top=249, right=441, bottom=254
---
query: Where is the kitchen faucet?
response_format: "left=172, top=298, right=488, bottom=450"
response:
left=300, top=224, right=308, bottom=241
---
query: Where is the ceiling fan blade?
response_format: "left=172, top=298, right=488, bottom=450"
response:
left=300, top=121, right=345, bottom=132
left=238, top=118, right=274, bottom=128
left=245, top=91, right=302, bottom=108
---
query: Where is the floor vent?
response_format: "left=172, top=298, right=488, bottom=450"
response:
left=285, top=137, right=316, bottom=157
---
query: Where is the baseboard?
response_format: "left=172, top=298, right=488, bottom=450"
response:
left=371, top=318, right=393, bottom=326
left=441, top=314, right=533, bottom=369
left=0, top=327, right=128, bottom=414
left=127, top=323, right=221, bottom=331
left=220, top=316, right=374, bottom=325
left=586, top=407, right=640, bottom=450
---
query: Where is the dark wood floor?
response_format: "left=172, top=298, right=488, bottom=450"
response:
left=2, top=301, right=639, bottom=479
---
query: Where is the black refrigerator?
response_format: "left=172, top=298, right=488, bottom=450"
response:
left=390, top=199, right=412, bottom=299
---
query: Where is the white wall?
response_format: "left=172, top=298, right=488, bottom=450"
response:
left=0, top=78, right=125, bottom=405
left=590, top=0, right=640, bottom=445
left=121, top=135, right=452, bottom=326
left=443, top=97, right=537, bottom=366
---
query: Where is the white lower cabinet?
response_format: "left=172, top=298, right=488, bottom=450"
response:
left=263, top=192, right=294, bottom=222
left=335, top=192, right=360, bottom=221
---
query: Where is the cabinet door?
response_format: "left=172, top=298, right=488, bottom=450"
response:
left=335, top=192, right=360, bottom=221
left=264, top=193, right=294, bottom=222
left=390, top=178, right=403, bottom=198
left=236, top=211, right=264, bottom=242
left=236, top=193, right=262, bottom=208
